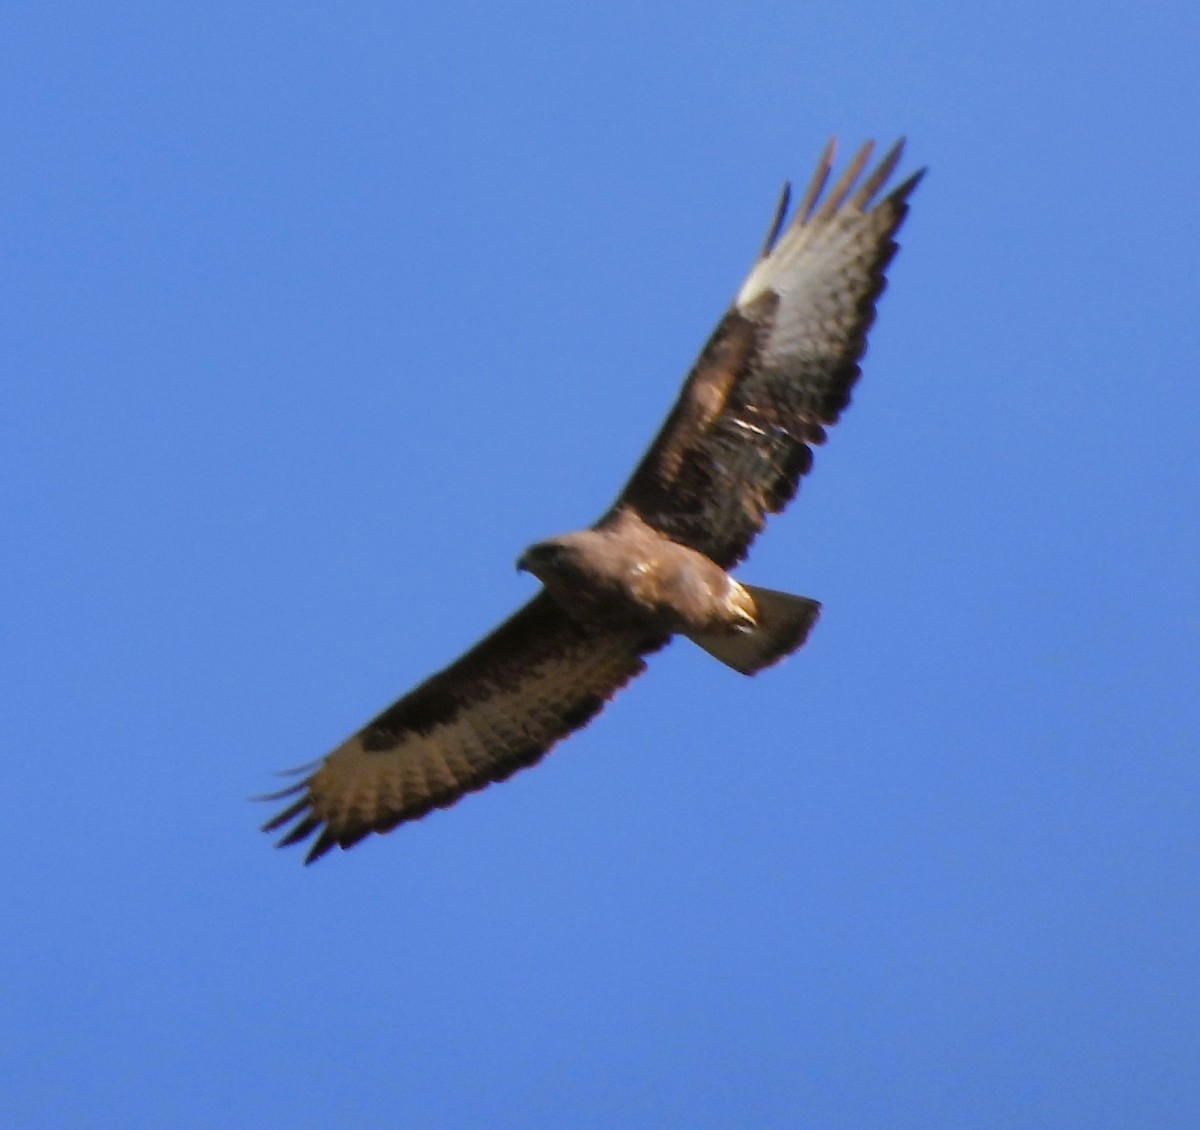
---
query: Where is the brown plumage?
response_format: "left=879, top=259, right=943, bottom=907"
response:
left=261, top=138, right=924, bottom=862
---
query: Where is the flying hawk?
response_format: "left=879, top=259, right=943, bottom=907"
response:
left=262, top=138, right=923, bottom=862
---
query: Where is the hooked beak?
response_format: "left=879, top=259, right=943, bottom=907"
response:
left=517, top=542, right=560, bottom=576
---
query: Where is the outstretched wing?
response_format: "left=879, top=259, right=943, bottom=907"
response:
left=610, top=138, right=923, bottom=569
left=262, top=593, right=666, bottom=862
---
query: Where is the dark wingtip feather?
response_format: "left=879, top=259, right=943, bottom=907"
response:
left=261, top=794, right=311, bottom=834
left=258, top=778, right=337, bottom=862
left=304, top=828, right=344, bottom=865
left=813, top=139, right=875, bottom=222
left=890, top=165, right=928, bottom=205
left=251, top=780, right=308, bottom=804
left=796, top=137, right=837, bottom=223
left=757, top=181, right=792, bottom=259
left=850, top=137, right=905, bottom=210
left=278, top=814, right=322, bottom=848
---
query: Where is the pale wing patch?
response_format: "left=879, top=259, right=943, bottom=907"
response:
left=735, top=139, right=922, bottom=369
left=749, top=209, right=910, bottom=369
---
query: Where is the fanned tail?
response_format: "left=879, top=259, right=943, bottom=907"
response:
left=687, top=586, right=820, bottom=675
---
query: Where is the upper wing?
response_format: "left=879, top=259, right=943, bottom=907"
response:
left=609, top=139, right=923, bottom=569
left=262, top=593, right=666, bottom=862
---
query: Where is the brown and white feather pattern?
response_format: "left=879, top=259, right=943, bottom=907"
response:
left=262, top=593, right=666, bottom=863
left=612, top=138, right=923, bottom=569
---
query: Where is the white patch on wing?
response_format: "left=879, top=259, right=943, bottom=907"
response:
left=732, top=418, right=767, bottom=437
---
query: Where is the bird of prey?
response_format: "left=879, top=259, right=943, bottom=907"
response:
left=262, top=138, right=923, bottom=862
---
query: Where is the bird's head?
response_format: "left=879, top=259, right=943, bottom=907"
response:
left=516, top=538, right=574, bottom=583
left=517, top=533, right=599, bottom=586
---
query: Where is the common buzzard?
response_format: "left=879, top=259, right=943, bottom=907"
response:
left=262, top=138, right=923, bottom=862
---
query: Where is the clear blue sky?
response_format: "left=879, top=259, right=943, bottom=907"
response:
left=4, top=3, right=1198, bottom=1127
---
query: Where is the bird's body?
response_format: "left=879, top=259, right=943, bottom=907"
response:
left=519, top=509, right=819, bottom=675
left=520, top=512, right=748, bottom=637
left=261, top=138, right=924, bottom=862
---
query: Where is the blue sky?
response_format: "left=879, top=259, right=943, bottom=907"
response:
left=3, top=2, right=1198, bottom=1126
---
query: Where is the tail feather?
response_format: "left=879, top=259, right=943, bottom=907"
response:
left=687, top=585, right=821, bottom=676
